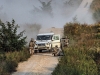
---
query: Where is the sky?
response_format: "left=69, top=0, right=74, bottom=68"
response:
left=0, top=0, right=95, bottom=42
left=0, top=0, right=84, bottom=28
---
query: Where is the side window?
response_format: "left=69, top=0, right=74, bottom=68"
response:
left=53, top=35, right=60, bottom=40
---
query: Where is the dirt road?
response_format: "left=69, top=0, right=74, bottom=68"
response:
left=12, top=52, right=59, bottom=75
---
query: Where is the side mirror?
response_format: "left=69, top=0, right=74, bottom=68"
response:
left=52, top=39, right=54, bottom=41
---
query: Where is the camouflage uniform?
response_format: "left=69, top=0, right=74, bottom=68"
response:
left=29, top=38, right=35, bottom=55
left=60, top=38, right=65, bottom=48
left=65, top=36, right=69, bottom=47
left=61, top=36, right=69, bottom=48
left=52, top=45, right=62, bottom=56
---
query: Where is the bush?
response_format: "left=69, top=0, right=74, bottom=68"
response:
left=53, top=22, right=100, bottom=75
left=52, top=47, right=98, bottom=75
left=0, top=59, right=17, bottom=75
left=0, top=48, right=30, bottom=75
left=6, top=48, right=30, bottom=63
left=0, top=19, right=27, bottom=52
left=0, top=20, right=30, bottom=75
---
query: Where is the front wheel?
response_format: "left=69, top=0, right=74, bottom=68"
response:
left=39, top=50, right=42, bottom=53
left=49, top=44, right=52, bottom=52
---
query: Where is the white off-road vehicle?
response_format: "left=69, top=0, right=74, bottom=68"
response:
left=34, top=33, right=61, bottom=52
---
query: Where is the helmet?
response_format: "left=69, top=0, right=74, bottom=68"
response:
left=55, top=45, right=58, bottom=48
left=65, top=36, right=67, bottom=38
left=31, top=38, right=34, bottom=41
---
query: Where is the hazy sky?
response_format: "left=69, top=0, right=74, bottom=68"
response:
left=0, top=0, right=82, bottom=28
left=0, top=0, right=95, bottom=28
left=0, top=0, right=95, bottom=42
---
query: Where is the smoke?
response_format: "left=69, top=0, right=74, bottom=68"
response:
left=0, top=0, right=95, bottom=42
left=70, top=0, right=95, bottom=24
left=23, top=23, right=41, bottom=42
left=0, top=0, right=83, bottom=26
left=0, top=6, right=8, bottom=22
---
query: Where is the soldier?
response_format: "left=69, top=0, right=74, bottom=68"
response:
left=52, top=45, right=57, bottom=56
left=29, top=38, right=35, bottom=55
left=65, top=36, right=69, bottom=47
left=52, top=45, right=62, bottom=56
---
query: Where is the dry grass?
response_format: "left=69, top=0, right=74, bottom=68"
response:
left=52, top=22, right=100, bottom=75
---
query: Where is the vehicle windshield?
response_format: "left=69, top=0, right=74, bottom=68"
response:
left=36, top=35, right=52, bottom=40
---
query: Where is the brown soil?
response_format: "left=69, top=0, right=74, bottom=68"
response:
left=12, top=52, right=58, bottom=75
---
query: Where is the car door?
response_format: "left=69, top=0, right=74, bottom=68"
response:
left=52, top=34, right=61, bottom=48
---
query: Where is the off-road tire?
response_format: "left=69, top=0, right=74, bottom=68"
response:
left=39, top=50, right=42, bottom=53
left=49, top=44, right=52, bottom=52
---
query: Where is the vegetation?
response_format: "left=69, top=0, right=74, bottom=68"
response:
left=0, top=19, right=27, bottom=52
left=39, top=0, right=52, bottom=15
left=0, top=48, right=30, bottom=75
left=52, top=47, right=98, bottom=75
left=33, top=0, right=53, bottom=17
left=52, top=22, right=100, bottom=75
left=0, top=20, right=30, bottom=75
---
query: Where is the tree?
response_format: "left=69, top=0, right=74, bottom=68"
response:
left=39, top=0, right=52, bottom=13
left=0, top=19, right=27, bottom=52
left=33, top=0, right=53, bottom=17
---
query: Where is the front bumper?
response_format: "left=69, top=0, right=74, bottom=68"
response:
left=34, top=46, right=50, bottom=50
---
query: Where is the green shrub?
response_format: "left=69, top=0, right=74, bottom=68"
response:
left=3, top=60, right=17, bottom=73
left=6, top=48, right=30, bottom=63
left=0, top=19, right=27, bottom=52
left=0, top=19, right=30, bottom=75
left=52, top=47, right=98, bottom=75
left=0, top=48, right=30, bottom=75
left=0, top=60, right=17, bottom=75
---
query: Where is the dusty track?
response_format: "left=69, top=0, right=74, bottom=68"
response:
left=12, top=52, right=58, bottom=75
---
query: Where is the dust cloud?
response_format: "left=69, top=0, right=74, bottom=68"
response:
left=0, top=0, right=95, bottom=42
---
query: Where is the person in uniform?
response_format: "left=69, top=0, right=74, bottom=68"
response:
left=52, top=45, right=62, bottom=56
left=65, top=36, right=69, bottom=47
left=29, top=38, right=35, bottom=55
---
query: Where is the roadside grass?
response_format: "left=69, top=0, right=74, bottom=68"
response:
left=52, top=47, right=98, bottom=75
left=0, top=48, right=30, bottom=75
left=52, top=22, right=100, bottom=75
